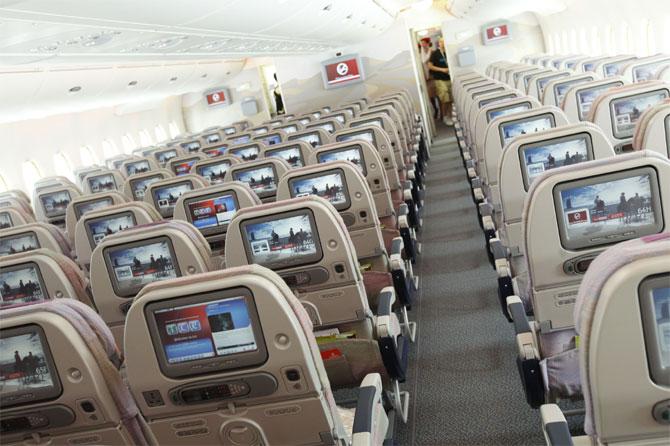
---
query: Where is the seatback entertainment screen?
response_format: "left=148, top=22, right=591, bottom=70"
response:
left=197, top=160, right=231, bottom=184
left=278, top=125, right=298, bottom=134
left=125, top=160, right=151, bottom=176
left=172, top=158, right=198, bottom=176
left=553, top=167, right=663, bottom=250
left=40, top=190, right=71, bottom=218
left=0, top=263, right=47, bottom=306
left=203, top=145, right=227, bottom=158
left=289, top=132, right=322, bottom=148
left=232, top=165, right=277, bottom=198
left=519, top=134, right=594, bottom=190
left=0, top=232, right=40, bottom=257
left=336, top=130, right=375, bottom=146
left=611, top=90, right=669, bottom=139
left=288, top=169, right=350, bottom=211
left=241, top=210, right=322, bottom=270
left=74, top=197, right=114, bottom=219
left=639, top=276, right=670, bottom=386
left=576, top=81, right=625, bottom=121
left=260, top=133, right=282, bottom=146
left=87, top=174, right=117, bottom=193
left=130, top=174, right=163, bottom=200
left=155, top=149, right=178, bottom=165
left=86, top=212, right=136, bottom=248
left=152, top=181, right=194, bottom=217
left=181, top=141, right=201, bottom=153
left=265, top=146, right=304, bottom=168
left=0, top=212, right=12, bottom=229
left=499, top=114, right=555, bottom=147
left=317, top=146, right=367, bottom=175
left=230, top=146, right=260, bottom=161
left=104, top=237, right=180, bottom=297
left=633, top=60, right=670, bottom=82
left=486, top=102, right=531, bottom=122
left=230, top=135, right=251, bottom=145
left=186, top=192, right=237, bottom=235
left=553, top=77, right=593, bottom=105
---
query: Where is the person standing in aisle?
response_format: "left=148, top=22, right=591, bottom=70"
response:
left=420, top=38, right=440, bottom=120
left=427, top=37, right=453, bottom=125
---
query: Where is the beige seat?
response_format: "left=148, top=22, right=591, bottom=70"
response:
left=200, top=141, right=229, bottom=157
left=0, top=299, right=154, bottom=445
left=225, top=132, right=253, bottom=146
left=251, top=129, right=287, bottom=147
left=73, top=202, right=162, bottom=271
left=306, top=118, right=344, bottom=134
left=173, top=182, right=261, bottom=260
left=151, top=146, right=184, bottom=167
left=166, top=153, right=207, bottom=176
left=0, top=194, right=35, bottom=221
left=105, top=154, right=134, bottom=170
left=73, top=166, right=105, bottom=187
left=199, top=130, right=224, bottom=148
left=142, top=174, right=208, bottom=219
left=34, top=184, right=83, bottom=230
left=177, top=138, right=203, bottom=154
left=0, top=248, right=92, bottom=308
left=261, top=140, right=313, bottom=168
left=560, top=77, right=627, bottom=124
left=541, top=73, right=599, bottom=107
left=228, top=141, right=265, bottom=161
left=81, top=169, right=126, bottom=194
left=632, top=100, right=670, bottom=158
left=275, top=121, right=304, bottom=134
left=0, top=222, right=74, bottom=259
left=0, top=190, right=32, bottom=207
left=224, top=158, right=291, bottom=203
left=192, top=155, right=240, bottom=184
left=90, top=221, right=213, bottom=346
left=593, top=55, right=637, bottom=78
left=0, top=205, right=36, bottom=229
left=224, top=197, right=410, bottom=418
left=121, top=169, right=174, bottom=201
left=540, top=233, right=670, bottom=445
left=65, top=192, right=128, bottom=243
left=120, top=157, right=160, bottom=178
left=124, top=265, right=390, bottom=445
left=526, top=70, right=572, bottom=101
left=287, top=128, right=331, bottom=149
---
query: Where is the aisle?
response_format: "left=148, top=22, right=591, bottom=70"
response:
left=396, top=123, right=545, bottom=445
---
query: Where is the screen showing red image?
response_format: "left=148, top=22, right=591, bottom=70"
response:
left=206, top=91, right=228, bottom=106
left=324, top=58, right=362, bottom=86
left=485, top=24, right=509, bottom=41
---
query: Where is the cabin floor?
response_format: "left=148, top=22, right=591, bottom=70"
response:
left=394, top=122, right=547, bottom=445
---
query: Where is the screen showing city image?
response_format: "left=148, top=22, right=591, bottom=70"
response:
left=633, top=61, right=669, bottom=82
left=299, top=118, right=310, bottom=125
left=500, top=115, right=554, bottom=146
left=172, top=159, right=197, bottom=176
left=0, top=233, right=39, bottom=257
left=576, top=82, right=623, bottom=120
left=130, top=175, right=163, bottom=200
left=0, top=330, right=56, bottom=399
left=233, top=166, right=277, bottom=197
left=351, top=119, right=383, bottom=129
left=521, top=136, right=592, bottom=189
left=40, top=190, right=71, bottom=218
left=181, top=141, right=201, bottom=152
left=289, top=172, right=349, bottom=210
left=230, top=146, right=260, bottom=161
left=86, top=213, right=136, bottom=247
left=0, top=212, right=12, bottom=229
left=313, top=123, right=334, bottom=133
left=153, top=182, right=194, bottom=214
left=74, top=197, right=114, bottom=219
left=261, top=134, right=282, bottom=146
left=291, top=132, right=321, bottom=148
left=604, top=61, right=627, bottom=77
left=266, top=147, right=303, bottom=168
left=280, top=125, right=298, bottom=134
left=88, top=174, right=117, bottom=193
left=555, top=170, right=662, bottom=250
left=331, top=114, right=345, bottom=124
left=231, top=135, right=251, bottom=145
left=203, top=145, right=227, bottom=157
left=611, top=90, right=669, bottom=138
left=652, top=286, right=670, bottom=369
left=153, top=295, right=259, bottom=364
left=317, top=147, right=367, bottom=175
left=487, top=103, right=531, bottom=122
left=106, top=239, right=179, bottom=297
left=198, top=161, right=231, bottom=184
left=0, top=265, right=46, bottom=306
left=336, top=130, right=375, bottom=146
left=537, top=73, right=569, bottom=95
left=554, top=78, right=592, bottom=105
left=223, top=127, right=236, bottom=135
left=125, top=160, right=151, bottom=176
left=243, top=212, right=321, bottom=269
left=253, top=128, right=268, bottom=135
left=187, top=194, right=237, bottom=231
left=205, top=134, right=220, bottom=144
left=155, top=149, right=178, bottom=164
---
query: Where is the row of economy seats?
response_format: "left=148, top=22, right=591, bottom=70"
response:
left=0, top=90, right=431, bottom=444
left=451, top=53, right=670, bottom=446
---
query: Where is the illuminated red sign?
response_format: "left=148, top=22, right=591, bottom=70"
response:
left=206, top=90, right=229, bottom=106
left=324, top=58, right=362, bottom=86
left=485, top=24, right=509, bottom=42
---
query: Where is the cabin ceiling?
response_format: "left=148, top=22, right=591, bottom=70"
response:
left=443, top=0, right=569, bottom=23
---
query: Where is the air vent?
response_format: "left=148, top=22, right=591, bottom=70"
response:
left=128, top=80, right=138, bottom=87
left=68, top=86, right=82, bottom=94
left=169, top=77, right=178, bottom=83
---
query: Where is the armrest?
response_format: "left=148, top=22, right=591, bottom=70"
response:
left=375, top=287, right=400, bottom=338
left=471, top=177, right=482, bottom=189
left=540, top=404, right=574, bottom=446
left=479, top=200, right=494, bottom=217
left=489, top=237, right=508, bottom=260
left=352, top=373, right=389, bottom=446
left=390, top=236, right=404, bottom=258
left=376, top=287, right=395, bottom=317
left=507, top=296, right=531, bottom=334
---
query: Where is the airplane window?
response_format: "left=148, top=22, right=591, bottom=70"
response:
left=605, top=24, right=616, bottom=54
left=53, top=152, right=75, bottom=182
left=591, top=27, right=602, bottom=55
left=168, top=122, right=180, bottom=139
left=619, top=21, right=631, bottom=53
left=155, top=125, right=167, bottom=142
left=22, top=161, right=43, bottom=192
left=561, top=30, right=569, bottom=53
left=101, top=139, right=119, bottom=159
left=0, top=175, right=7, bottom=193
left=122, top=133, right=137, bottom=154
left=546, top=34, right=555, bottom=53
left=569, top=29, right=578, bottom=53
left=645, top=20, right=656, bottom=56
left=139, top=129, right=154, bottom=146
left=80, top=145, right=100, bottom=166
left=578, top=28, right=589, bottom=54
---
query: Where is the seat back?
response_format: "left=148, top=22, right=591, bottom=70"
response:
left=620, top=55, right=670, bottom=83
left=228, top=141, right=265, bottom=161
left=574, top=233, right=670, bottom=443
left=0, top=300, right=152, bottom=445
left=0, top=196, right=34, bottom=220
left=152, top=146, right=184, bottom=167
left=588, top=81, right=670, bottom=152
left=173, top=182, right=261, bottom=258
left=0, top=206, right=36, bottom=229
left=192, top=155, right=240, bottom=184
left=73, top=167, right=104, bottom=187
left=632, top=100, right=670, bottom=158
left=310, top=141, right=395, bottom=219
left=465, top=90, right=524, bottom=147
left=225, top=158, right=290, bottom=203
left=578, top=56, right=609, bottom=74
left=0, top=222, right=73, bottom=259
left=200, top=141, right=228, bottom=158
left=561, top=77, right=627, bottom=123
left=527, top=70, right=572, bottom=100
left=348, top=116, right=407, bottom=172
left=124, top=265, right=371, bottom=445
left=82, top=170, right=126, bottom=195
left=121, top=169, right=174, bottom=201
left=261, top=141, right=312, bottom=168
left=225, top=196, right=369, bottom=327
left=90, top=221, right=212, bottom=345
left=594, top=55, right=637, bottom=78
left=252, top=129, right=287, bottom=147
left=120, top=157, right=160, bottom=178
left=524, top=151, right=670, bottom=329
left=517, top=68, right=554, bottom=93
left=305, top=119, right=343, bottom=134
left=178, top=138, right=203, bottom=154
left=0, top=248, right=92, bottom=308
left=0, top=190, right=31, bottom=206
left=287, top=128, right=331, bottom=149
left=276, top=121, right=304, bottom=134
left=65, top=192, right=128, bottom=242
left=498, top=123, right=615, bottom=256
left=166, top=153, right=207, bottom=177
left=321, top=111, right=349, bottom=126
left=143, top=174, right=208, bottom=219
left=34, top=185, right=82, bottom=229
left=199, top=130, right=224, bottom=147
left=542, top=73, right=599, bottom=107
left=105, top=154, right=134, bottom=170
left=74, top=202, right=162, bottom=271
